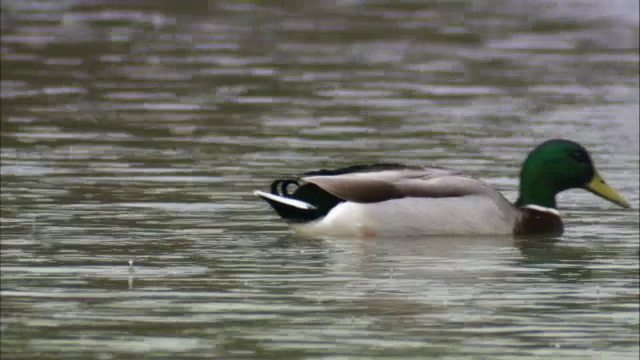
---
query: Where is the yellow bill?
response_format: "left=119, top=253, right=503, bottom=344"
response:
left=585, top=171, right=630, bottom=208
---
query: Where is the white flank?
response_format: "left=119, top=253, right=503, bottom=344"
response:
left=293, top=195, right=517, bottom=237
left=253, top=190, right=316, bottom=210
left=522, top=204, right=561, bottom=216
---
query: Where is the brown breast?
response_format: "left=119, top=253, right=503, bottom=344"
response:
left=513, top=207, right=564, bottom=236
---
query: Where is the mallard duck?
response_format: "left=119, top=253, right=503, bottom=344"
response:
left=254, top=139, right=630, bottom=237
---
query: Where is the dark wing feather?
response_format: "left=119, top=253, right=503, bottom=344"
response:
left=303, top=163, right=423, bottom=176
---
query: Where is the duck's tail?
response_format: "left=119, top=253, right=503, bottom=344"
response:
left=253, top=190, right=318, bottom=223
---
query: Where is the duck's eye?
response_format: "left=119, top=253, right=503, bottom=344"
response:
left=570, top=151, right=589, bottom=163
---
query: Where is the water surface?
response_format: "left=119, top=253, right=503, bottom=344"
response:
left=1, top=0, right=639, bottom=359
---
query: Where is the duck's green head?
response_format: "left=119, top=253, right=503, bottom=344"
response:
left=515, top=139, right=630, bottom=209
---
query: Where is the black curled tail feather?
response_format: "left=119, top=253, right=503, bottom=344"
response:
left=270, top=179, right=300, bottom=196
left=261, top=178, right=343, bottom=223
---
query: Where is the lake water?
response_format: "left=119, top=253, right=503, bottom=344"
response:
left=1, top=0, right=638, bottom=359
